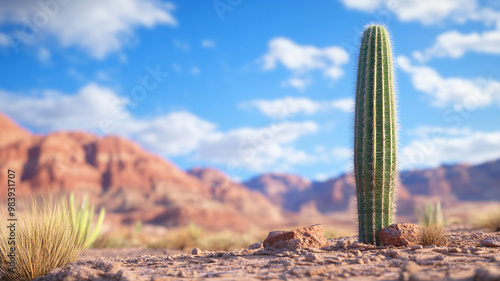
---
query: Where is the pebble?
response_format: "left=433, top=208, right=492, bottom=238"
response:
left=402, top=261, right=421, bottom=274
left=474, top=266, right=500, bottom=281
left=248, top=242, right=263, bottom=250
left=447, top=247, right=461, bottom=253
left=191, top=248, right=203, bottom=255
left=304, top=253, right=321, bottom=262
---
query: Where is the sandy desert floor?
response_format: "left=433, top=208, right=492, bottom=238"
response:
left=30, top=226, right=500, bottom=281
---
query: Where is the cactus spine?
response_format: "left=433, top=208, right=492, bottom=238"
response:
left=354, top=25, right=398, bottom=245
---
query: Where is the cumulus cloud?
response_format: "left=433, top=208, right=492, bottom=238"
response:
left=338, top=0, right=487, bottom=25
left=201, top=39, right=216, bottom=48
left=261, top=37, right=349, bottom=90
left=413, top=28, right=500, bottom=61
left=173, top=39, right=190, bottom=52
left=0, top=0, right=177, bottom=58
left=401, top=126, right=500, bottom=170
left=0, top=84, right=317, bottom=170
left=196, top=121, right=318, bottom=171
left=331, top=147, right=353, bottom=160
left=242, top=97, right=353, bottom=117
left=397, top=56, right=500, bottom=107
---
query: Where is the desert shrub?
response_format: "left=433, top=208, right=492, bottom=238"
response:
left=147, top=223, right=202, bottom=250
left=0, top=194, right=105, bottom=280
left=419, top=224, right=449, bottom=246
left=416, top=201, right=446, bottom=227
left=476, top=208, right=500, bottom=232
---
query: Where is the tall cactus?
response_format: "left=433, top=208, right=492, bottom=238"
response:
left=354, top=25, right=398, bottom=245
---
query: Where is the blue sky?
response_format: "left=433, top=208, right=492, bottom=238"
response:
left=1, top=0, right=500, bottom=181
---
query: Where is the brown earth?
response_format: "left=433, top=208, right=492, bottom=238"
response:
left=32, top=227, right=500, bottom=281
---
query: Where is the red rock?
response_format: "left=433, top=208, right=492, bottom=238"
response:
left=0, top=114, right=286, bottom=232
left=263, top=224, right=329, bottom=250
left=378, top=223, right=421, bottom=247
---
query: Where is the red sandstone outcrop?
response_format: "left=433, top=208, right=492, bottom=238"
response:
left=378, top=223, right=421, bottom=247
left=263, top=224, right=329, bottom=251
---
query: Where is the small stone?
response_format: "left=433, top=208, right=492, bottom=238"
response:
left=263, top=224, right=329, bottom=251
left=191, top=248, right=203, bottom=255
left=387, top=249, right=402, bottom=258
left=379, top=223, right=421, bottom=247
left=402, top=261, right=421, bottom=274
left=480, top=238, right=500, bottom=248
left=448, top=247, right=461, bottom=253
left=411, top=245, right=423, bottom=250
left=474, top=266, right=500, bottom=281
left=248, top=242, right=263, bottom=250
left=304, top=253, right=321, bottom=261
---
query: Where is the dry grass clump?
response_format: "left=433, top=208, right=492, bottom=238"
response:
left=93, top=222, right=265, bottom=252
left=415, top=201, right=449, bottom=246
left=0, top=194, right=105, bottom=281
left=476, top=208, right=500, bottom=232
left=418, top=224, right=449, bottom=246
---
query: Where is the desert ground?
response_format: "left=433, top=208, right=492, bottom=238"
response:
left=31, top=225, right=500, bottom=281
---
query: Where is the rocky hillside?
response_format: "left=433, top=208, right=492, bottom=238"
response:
left=244, top=173, right=414, bottom=215
left=1, top=112, right=499, bottom=230
left=0, top=114, right=287, bottom=231
left=243, top=161, right=500, bottom=215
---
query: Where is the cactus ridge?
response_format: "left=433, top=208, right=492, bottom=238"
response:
left=354, top=25, right=398, bottom=245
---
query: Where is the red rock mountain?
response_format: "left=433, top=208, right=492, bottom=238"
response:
left=2, top=113, right=499, bottom=230
left=0, top=114, right=286, bottom=231
left=244, top=173, right=413, bottom=215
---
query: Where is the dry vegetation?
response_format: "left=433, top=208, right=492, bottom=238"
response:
left=0, top=195, right=104, bottom=281
left=475, top=207, right=500, bottom=232
left=419, top=224, right=449, bottom=246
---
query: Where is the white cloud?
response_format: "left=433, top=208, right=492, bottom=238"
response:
left=338, top=0, right=484, bottom=25
left=261, top=37, right=349, bottom=89
left=281, top=78, right=310, bottom=91
left=414, top=28, right=500, bottom=61
left=0, top=32, right=9, bottom=46
left=0, top=84, right=214, bottom=156
left=196, top=121, right=318, bottom=171
left=0, top=0, right=177, bottom=59
left=191, top=67, right=201, bottom=75
left=242, top=97, right=354, bottom=117
left=0, top=83, right=125, bottom=131
left=173, top=39, right=190, bottom=52
left=401, top=127, right=500, bottom=169
left=408, top=126, right=471, bottom=139
left=397, top=55, right=500, bottom=107
left=0, top=84, right=317, bottom=170
left=332, top=147, right=352, bottom=160
left=37, top=47, right=50, bottom=62
left=201, top=39, right=216, bottom=48
left=128, top=112, right=216, bottom=156
left=313, top=173, right=330, bottom=181
left=331, top=98, right=354, bottom=113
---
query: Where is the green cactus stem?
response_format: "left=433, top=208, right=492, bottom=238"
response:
left=353, top=24, right=398, bottom=245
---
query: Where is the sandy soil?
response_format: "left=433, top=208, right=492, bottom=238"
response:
left=34, top=227, right=500, bottom=281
